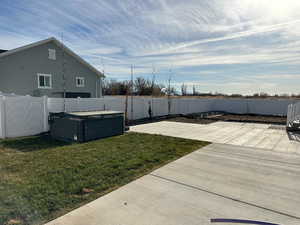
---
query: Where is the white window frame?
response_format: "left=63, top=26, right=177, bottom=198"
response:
left=48, top=49, right=56, bottom=60
left=37, top=73, right=52, bottom=89
left=76, top=77, right=85, bottom=87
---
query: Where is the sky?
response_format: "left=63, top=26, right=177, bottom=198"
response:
left=1, top=0, right=300, bottom=95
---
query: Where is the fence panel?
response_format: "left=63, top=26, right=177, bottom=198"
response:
left=247, top=99, right=295, bottom=116
left=152, top=98, right=169, bottom=117
left=191, top=99, right=212, bottom=114
left=131, top=97, right=148, bottom=120
left=209, top=98, right=295, bottom=116
left=0, top=95, right=295, bottom=139
left=47, top=98, right=64, bottom=112
left=169, top=98, right=179, bottom=115
left=210, top=99, right=247, bottom=114
left=4, top=96, right=45, bottom=138
left=177, top=99, right=189, bottom=114
left=104, top=96, right=126, bottom=114
left=48, top=98, right=105, bottom=113
left=70, top=98, right=105, bottom=112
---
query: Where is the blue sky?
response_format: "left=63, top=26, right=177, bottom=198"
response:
left=1, top=0, right=300, bottom=94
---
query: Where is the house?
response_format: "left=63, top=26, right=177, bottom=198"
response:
left=0, top=37, right=104, bottom=98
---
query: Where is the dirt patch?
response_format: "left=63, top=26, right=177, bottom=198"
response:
left=167, top=117, right=215, bottom=124
left=167, top=113, right=286, bottom=125
left=128, top=113, right=287, bottom=126
left=128, top=115, right=175, bottom=126
left=217, top=114, right=286, bottom=124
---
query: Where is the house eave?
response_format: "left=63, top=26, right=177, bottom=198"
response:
left=0, top=37, right=105, bottom=78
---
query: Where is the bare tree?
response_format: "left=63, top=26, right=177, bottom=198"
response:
left=192, top=85, right=200, bottom=96
left=134, top=77, right=165, bottom=96
left=103, top=77, right=166, bottom=96
left=103, top=79, right=130, bottom=95
left=135, top=77, right=151, bottom=95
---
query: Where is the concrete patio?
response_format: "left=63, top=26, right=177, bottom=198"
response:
left=45, top=121, right=300, bottom=225
left=131, top=121, right=300, bottom=154
left=46, top=143, right=300, bottom=225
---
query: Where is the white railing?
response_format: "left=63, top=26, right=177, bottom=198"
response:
left=287, top=102, right=300, bottom=129
left=0, top=95, right=295, bottom=138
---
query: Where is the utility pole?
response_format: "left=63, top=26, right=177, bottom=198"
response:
left=168, top=67, right=172, bottom=115
left=131, top=64, right=134, bottom=120
left=100, top=57, right=105, bottom=98
left=151, top=65, right=156, bottom=118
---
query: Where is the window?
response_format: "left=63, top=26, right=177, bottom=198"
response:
left=38, top=74, right=52, bottom=89
left=48, top=49, right=56, bottom=60
left=76, top=77, right=85, bottom=87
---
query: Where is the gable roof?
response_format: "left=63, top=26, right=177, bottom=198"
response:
left=0, top=37, right=104, bottom=77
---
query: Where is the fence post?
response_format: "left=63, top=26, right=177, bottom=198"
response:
left=0, top=96, right=7, bottom=138
left=43, top=96, right=49, bottom=132
left=77, top=97, right=81, bottom=111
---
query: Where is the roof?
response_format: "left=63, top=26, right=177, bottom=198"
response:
left=0, top=37, right=104, bottom=77
left=0, top=49, right=7, bottom=54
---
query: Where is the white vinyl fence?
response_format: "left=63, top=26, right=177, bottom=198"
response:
left=0, top=95, right=48, bottom=138
left=211, top=98, right=296, bottom=115
left=0, top=95, right=297, bottom=138
left=287, top=102, right=300, bottom=128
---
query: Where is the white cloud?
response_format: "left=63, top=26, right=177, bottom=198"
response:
left=80, top=47, right=123, bottom=55
left=1, top=0, right=300, bottom=94
left=249, top=74, right=300, bottom=80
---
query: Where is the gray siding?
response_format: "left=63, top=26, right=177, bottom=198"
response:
left=0, top=41, right=101, bottom=97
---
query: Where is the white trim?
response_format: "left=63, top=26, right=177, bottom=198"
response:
left=76, top=77, right=85, bottom=87
left=0, top=37, right=104, bottom=77
left=37, top=73, right=52, bottom=89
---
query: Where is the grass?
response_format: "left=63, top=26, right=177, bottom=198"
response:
left=0, top=132, right=209, bottom=225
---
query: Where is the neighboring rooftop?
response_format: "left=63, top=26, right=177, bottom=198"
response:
left=0, top=49, right=8, bottom=54
left=0, top=37, right=104, bottom=77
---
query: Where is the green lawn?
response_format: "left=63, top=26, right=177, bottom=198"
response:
left=0, top=133, right=209, bottom=225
